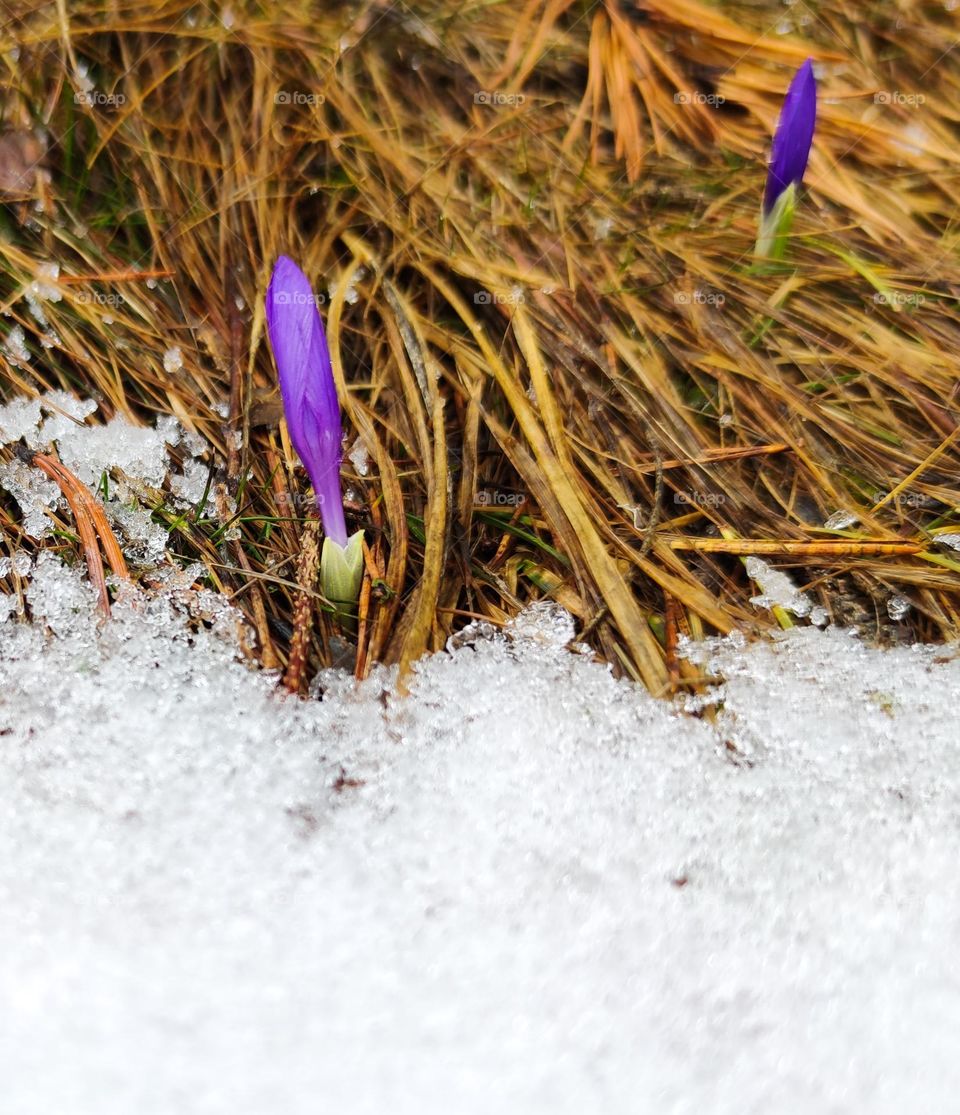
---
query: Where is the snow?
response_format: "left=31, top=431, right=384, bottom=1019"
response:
left=348, top=434, right=370, bottom=476
left=328, top=265, right=365, bottom=306
left=0, top=457, right=63, bottom=535
left=745, top=555, right=828, bottom=624
left=0, top=573, right=959, bottom=1113
left=886, top=592, right=911, bottom=621
left=163, top=345, right=184, bottom=374
left=2, top=391, right=960, bottom=1112
left=824, top=509, right=859, bottom=530
left=0, top=388, right=233, bottom=531
left=3, top=322, right=31, bottom=365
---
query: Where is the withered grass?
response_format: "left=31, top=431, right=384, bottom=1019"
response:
left=2, top=0, right=960, bottom=692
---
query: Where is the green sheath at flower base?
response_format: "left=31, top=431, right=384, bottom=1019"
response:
left=320, top=529, right=365, bottom=621
left=755, top=181, right=797, bottom=261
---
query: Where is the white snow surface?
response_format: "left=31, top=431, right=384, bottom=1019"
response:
left=1, top=559, right=960, bottom=1114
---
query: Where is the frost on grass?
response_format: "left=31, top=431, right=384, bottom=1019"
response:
left=2, top=555, right=960, bottom=1113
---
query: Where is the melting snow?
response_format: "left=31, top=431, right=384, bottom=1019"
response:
left=886, top=593, right=912, bottom=621
left=348, top=434, right=370, bottom=476
left=163, top=345, right=183, bottom=374
left=824, top=509, right=860, bottom=530
left=745, top=555, right=827, bottom=624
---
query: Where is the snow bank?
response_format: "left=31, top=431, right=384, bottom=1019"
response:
left=1, top=391, right=959, bottom=1112
left=1, top=557, right=959, bottom=1114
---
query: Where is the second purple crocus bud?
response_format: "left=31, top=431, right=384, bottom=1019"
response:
left=757, top=58, right=817, bottom=259
left=266, top=255, right=364, bottom=616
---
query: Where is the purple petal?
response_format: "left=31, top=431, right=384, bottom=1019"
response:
left=763, top=58, right=817, bottom=215
left=266, top=255, right=348, bottom=546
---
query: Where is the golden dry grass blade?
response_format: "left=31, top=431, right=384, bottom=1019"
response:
left=664, top=538, right=925, bottom=557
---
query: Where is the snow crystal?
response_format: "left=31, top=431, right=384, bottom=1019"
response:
left=106, top=505, right=168, bottom=565
left=0, top=389, right=97, bottom=452
left=163, top=345, right=183, bottom=374
left=22, top=550, right=98, bottom=636
left=36, top=391, right=98, bottom=444
left=329, top=266, right=365, bottom=305
left=11, top=551, right=32, bottom=576
left=348, top=435, right=370, bottom=476
left=824, top=509, right=859, bottom=530
left=74, top=60, right=95, bottom=95
left=3, top=323, right=31, bottom=365
left=169, top=456, right=211, bottom=506
left=0, top=395, right=42, bottom=443
left=155, top=414, right=183, bottom=447
left=594, top=216, right=614, bottom=240
left=0, top=458, right=62, bottom=536
left=30, top=261, right=61, bottom=302
left=887, top=593, right=911, bottom=621
left=745, top=555, right=815, bottom=618
left=56, top=415, right=170, bottom=488
left=24, top=266, right=62, bottom=347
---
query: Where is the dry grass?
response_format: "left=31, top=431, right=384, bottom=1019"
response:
left=2, top=0, right=960, bottom=691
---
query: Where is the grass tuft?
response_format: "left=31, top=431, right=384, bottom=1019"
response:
left=2, top=0, right=960, bottom=689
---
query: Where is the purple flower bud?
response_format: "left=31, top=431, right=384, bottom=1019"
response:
left=266, top=255, right=348, bottom=547
left=763, top=58, right=817, bottom=216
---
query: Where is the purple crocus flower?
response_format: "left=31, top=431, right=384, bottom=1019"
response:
left=266, top=255, right=348, bottom=547
left=763, top=58, right=817, bottom=216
